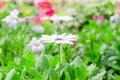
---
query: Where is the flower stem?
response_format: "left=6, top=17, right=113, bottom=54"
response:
left=58, top=44, right=62, bottom=80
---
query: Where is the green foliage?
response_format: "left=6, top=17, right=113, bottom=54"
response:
left=0, top=0, right=120, bottom=80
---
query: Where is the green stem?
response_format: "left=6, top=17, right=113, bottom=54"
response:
left=58, top=44, right=62, bottom=80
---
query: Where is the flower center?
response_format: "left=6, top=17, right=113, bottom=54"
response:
left=55, top=38, right=63, bottom=41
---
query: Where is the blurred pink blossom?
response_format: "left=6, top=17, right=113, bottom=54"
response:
left=92, top=16, right=97, bottom=20
left=117, top=2, right=120, bottom=16
left=117, top=2, right=120, bottom=9
left=37, top=1, right=52, bottom=9
left=45, top=8, right=55, bottom=16
left=0, top=1, right=6, bottom=9
left=98, top=15, right=104, bottom=22
left=92, top=15, right=104, bottom=23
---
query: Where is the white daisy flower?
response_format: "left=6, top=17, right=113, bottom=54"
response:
left=110, top=14, right=119, bottom=23
left=32, top=25, right=45, bottom=34
left=49, top=15, right=73, bottom=23
left=29, top=37, right=45, bottom=53
left=40, top=33, right=78, bottom=45
left=19, top=16, right=35, bottom=23
left=2, top=9, right=20, bottom=29
left=41, top=16, right=50, bottom=21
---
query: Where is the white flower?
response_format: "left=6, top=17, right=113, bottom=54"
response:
left=32, top=25, right=45, bottom=34
left=49, top=15, right=73, bottom=23
left=41, top=16, right=50, bottom=21
left=2, top=9, right=20, bottom=29
left=19, top=16, right=35, bottom=23
left=29, top=37, right=45, bottom=53
left=110, top=14, right=119, bottom=23
left=40, top=33, right=78, bottom=44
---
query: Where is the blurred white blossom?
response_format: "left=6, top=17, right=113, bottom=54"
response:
left=32, top=25, right=45, bottom=34
left=40, top=33, right=78, bottom=44
left=2, top=9, right=34, bottom=29
left=29, top=37, right=45, bottom=53
left=19, top=16, right=35, bottom=23
left=2, top=9, right=20, bottom=29
left=49, top=15, right=73, bottom=23
left=110, top=14, right=119, bottom=23
left=41, top=16, right=50, bottom=21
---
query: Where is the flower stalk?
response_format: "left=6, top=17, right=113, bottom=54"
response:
left=58, top=44, right=62, bottom=80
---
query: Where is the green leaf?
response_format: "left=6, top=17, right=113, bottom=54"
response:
left=42, top=70, right=49, bottom=80
left=34, top=73, right=42, bottom=80
left=5, top=68, right=15, bottom=80
left=114, top=74, right=120, bottom=80
left=38, top=55, right=50, bottom=71
left=92, top=70, right=106, bottom=80
left=49, top=68, right=58, bottom=80
left=65, top=71, right=71, bottom=80
left=75, top=66, right=88, bottom=80
left=71, top=56, right=83, bottom=67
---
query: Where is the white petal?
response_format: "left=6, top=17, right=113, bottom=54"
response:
left=32, top=26, right=44, bottom=34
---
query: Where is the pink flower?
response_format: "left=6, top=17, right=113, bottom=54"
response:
left=0, top=1, right=6, bottom=9
left=35, top=17, right=41, bottom=24
left=98, top=15, right=104, bottom=22
left=45, top=8, right=55, bottom=16
left=117, top=2, right=120, bottom=16
left=35, top=1, right=55, bottom=24
left=34, top=9, right=55, bottom=24
left=38, top=11, right=46, bottom=17
left=92, top=16, right=97, bottom=20
left=37, top=1, right=52, bottom=9
left=34, top=11, right=46, bottom=24
left=117, top=2, right=120, bottom=9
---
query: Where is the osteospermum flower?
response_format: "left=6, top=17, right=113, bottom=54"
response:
left=49, top=15, right=73, bottom=23
left=40, top=33, right=78, bottom=44
left=110, top=14, right=119, bottom=23
left=29, top=37, right=45, bottom=53
left=32, top=25, right=45, bottom=34
left=2, top=9, right=20, bottom=29
left=19, top=16, right=35, bottom=23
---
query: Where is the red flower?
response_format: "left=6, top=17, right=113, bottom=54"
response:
left=37, top=1, right=52, bottom=9
left=0, top=2, right=6, bottom=9
left=45, top=8, right=55, bottom=16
